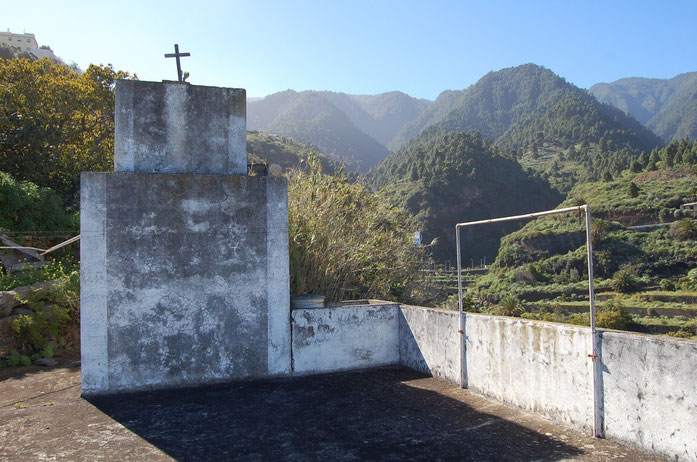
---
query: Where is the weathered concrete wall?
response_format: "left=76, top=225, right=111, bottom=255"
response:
left=114, top=80, right=246, bottom=175
left=601, top=331, right=697, bottom=461
left=398, top=305, right=460, bottom=383
left=80, top=173, right=290, bottom=394
left=397, top=306, right=696, bottom=461
left=291, top=303, right=399, bottom=374
left=464, top=314, right=594, bottom=432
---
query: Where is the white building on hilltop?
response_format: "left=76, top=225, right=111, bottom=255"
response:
left=0, top=30, right=59, bottom=61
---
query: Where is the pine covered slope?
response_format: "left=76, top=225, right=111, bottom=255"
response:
left=367, top=129, right=562, bottom=262
left=590, top=72, right=697, bottom=142
left=390, top=64, right=663, bottom=192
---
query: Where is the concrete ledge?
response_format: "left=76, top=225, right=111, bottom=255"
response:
left=600, top=330, right=697, bottom=461
left=291, top=302, right=400, bottom=374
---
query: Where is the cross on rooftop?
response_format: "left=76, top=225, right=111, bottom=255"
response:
left=164, top=44, right=191, bottom=82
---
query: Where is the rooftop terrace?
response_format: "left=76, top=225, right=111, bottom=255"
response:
left=0, top=359, right=660, bottom=461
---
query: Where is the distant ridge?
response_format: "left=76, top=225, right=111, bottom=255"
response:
left=389, top=64, right=662, bottom=192
left=589, top=72, right=697, bottom=142
left=247, top=90, right=429, bottom=171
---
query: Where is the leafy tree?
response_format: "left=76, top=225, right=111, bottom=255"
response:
left=0, top=58, right=133, bottom=204
left=627, top=181, right=639, bottom=198
left=0, top=172, right=73, bottom=240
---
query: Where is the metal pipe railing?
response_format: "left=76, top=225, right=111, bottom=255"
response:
left=455, top=204, right=603, bottom=438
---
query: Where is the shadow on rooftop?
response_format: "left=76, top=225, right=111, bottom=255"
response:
left=88, top=367, right=583, bottom=461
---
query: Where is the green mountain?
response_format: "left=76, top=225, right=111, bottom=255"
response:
left=389, top=90, right=465, bottom=150
left=321, top=91, right=430, bottom=147
left=247, top=90, right=429, bottom=171
left=478, top=139, right=697, bottom=302
left=589, top=72, right=697, bottom=142
left=391, top=64, right=663, bottom=193
left=367, top=129, right=563, bottom=262
left=246, top=131, right=341, bottom=175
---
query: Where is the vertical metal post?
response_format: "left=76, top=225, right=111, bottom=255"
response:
left=456, top=225, right=466, bottom=388
left=584, top=205, right=603, bottom=438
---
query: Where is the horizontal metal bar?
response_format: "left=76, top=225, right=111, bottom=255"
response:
left=39, top=235, right=81, bottom=256
left=455, top=205, right=585, bottom=228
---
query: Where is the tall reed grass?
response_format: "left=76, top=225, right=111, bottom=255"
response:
left=287, top=155, right=428, bottom=302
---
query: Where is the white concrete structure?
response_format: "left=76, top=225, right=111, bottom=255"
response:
left=290, top=303, right=697, bottom=461
left=0, top=30, right=58, bottom=60
left=291, top=302, right=400, bottom=374
left=81, top=80, right=290, bottom=395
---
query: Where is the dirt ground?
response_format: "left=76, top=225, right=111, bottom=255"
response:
left=0, top=360, right=663, bottom=461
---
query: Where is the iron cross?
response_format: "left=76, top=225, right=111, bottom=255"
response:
left=164, top=44, right=191, bottom=82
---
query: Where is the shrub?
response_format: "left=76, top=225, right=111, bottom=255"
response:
left=567, top=312, right=590, bottom=326
left=668, top=329, right=693, bottom=339
left=595, top=300, right=634, bottom=330
left=287, top=155, right=427, bottom=302
left=9, top=270, right=79, bottom=356
left=627, top=182, right=639, bottom=198
left=658, top=278, right=675, bottom=291
left=610, top=269, right=639, bottom=293
left=0, top=350, right=31, bottom=368
left=513, top=263, right=545, bottom=285
left=670, top=218, right=697, bottom=241
left=494, top=295, right=523, bottom=317
left=596, top=307, right=633, bottom=330
left=0, top=258, right=77, bottom=291
left=0, top=172, right=74, bottom=241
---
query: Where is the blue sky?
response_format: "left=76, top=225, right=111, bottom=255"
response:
left=2, top=0, right=696, bottom=99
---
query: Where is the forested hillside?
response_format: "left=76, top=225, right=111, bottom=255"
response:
left=367, top=129, right=562, bottom=262
left=590, top=72, right=697, bottom=142
left=247, top=90, right=429, bottom=171
left=390, top=64, right=663, bottom=193
left=247, top=131, right=341, bottom=175
left=478, top=139, right=697, bottom=306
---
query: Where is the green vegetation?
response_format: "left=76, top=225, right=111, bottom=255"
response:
left=0, top=172, right=75, bottom=242
left=390, top=64, right=661, bottom=194
left=1, top=270, right=80, bottom=367
left=0, top=57, right=133, bottom=204
left=0, top=259, right=78, bottom=291
left=288, top=155, right=428, bottom=302
left=247, top=131, right=342, bottom=175
left=367, top=129, right=561, bottom=262
left=590, top=72, right=697, bottom=142
left=466, top=139, right=697, bottom=337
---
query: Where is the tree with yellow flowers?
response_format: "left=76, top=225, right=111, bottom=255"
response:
left=0, top=58, right=133, bottom=205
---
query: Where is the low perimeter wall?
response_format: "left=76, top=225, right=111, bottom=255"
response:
left=398, top=305, right=697, bottom=462
left=292, top=303, right=697, bottom=461
left=291, top=302, right=400, bottom=374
